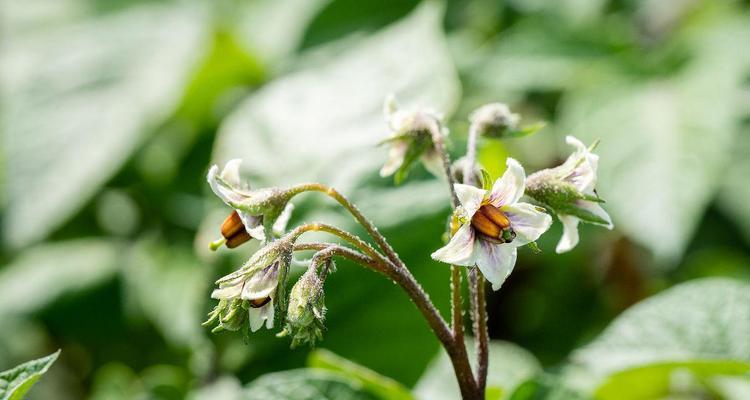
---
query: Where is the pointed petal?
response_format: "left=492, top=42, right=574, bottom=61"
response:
left=454, top=184, right=486, bottom=218
left=220, top=159, right=243, bottom=188
left=241, top=264, right=279, bottom=301
left=577, top=201, right=613, bottom=229
left=237, top=212, right=266, bottom=241
left=563, top=136, right=599, bottom=194
left=488, top=158, right=526, bottom=207
left=431, top=223, right=477, bottom=266
left=379, top=140, right=408, bottom=177
left=504, top=203, right=552, bottom=245
left=207, top=164, right=246, bottom=205
left=272, top=203, right=295, bottom=236
left=420, top=148, right=445, bottom=178
left=211, top=279, right=244, bottom=300
left=474, top=240, right=517, bottom=291
left=556, top=215, right=580, bottom=253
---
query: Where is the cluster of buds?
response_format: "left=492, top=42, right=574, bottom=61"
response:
left=470, top=102, right=545, bottom=139
left=379, top=95, right=447, bottom=183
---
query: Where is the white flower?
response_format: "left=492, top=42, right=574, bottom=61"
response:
left=207, top=159, right=294, bottom=248
left=431, top=158, right=552, bottom=290
left=526, top=136, right=613, bottom=254
left=379, top=95, right=446, bottom=182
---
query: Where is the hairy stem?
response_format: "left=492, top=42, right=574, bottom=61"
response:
left=464, top=124, right=490, bottom=393
left=430, top=126, right=460, bottom=209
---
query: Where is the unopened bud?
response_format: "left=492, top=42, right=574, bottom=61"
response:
left=279, top=267, right=326, bottom=348
left=470, top=103, right=520, bottom=138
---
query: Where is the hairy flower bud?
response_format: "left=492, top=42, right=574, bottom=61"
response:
left=279, top=266, right=326, bottom=348
left=469, top=102, right=545, bottom=139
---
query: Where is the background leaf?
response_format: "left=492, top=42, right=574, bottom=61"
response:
left=242, top=369, right=377, bottom=400
left=0, top=3, right=209, bottom=248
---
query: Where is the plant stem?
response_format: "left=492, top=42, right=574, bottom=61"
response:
left=464, top=123, right=490, bottom=393
left=289, top=222, right=384, bottom=263
left=430, top=126, right=460, bottom=209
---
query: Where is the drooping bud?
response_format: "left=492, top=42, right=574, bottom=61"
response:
left=470, top=103, right=544, bottom=139
left=450, top=157, right=483, bottom=187
left=278, top=265, right=326, bottom=348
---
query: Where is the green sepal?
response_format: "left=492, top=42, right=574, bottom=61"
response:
left=502, top=122, right=546, bottom=139
left=480, top=169, right=493, bottom=191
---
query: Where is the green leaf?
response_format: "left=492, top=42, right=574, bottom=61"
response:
left=243, top=369, right=377, bottom=400
left=569, top=278, right=750, bottom=392
left=0, top=239, right=121, bottom=318
left=414, top=340, right=541, bottom=400
left=1, top=3, right=209, bottom=248
left=508, top=374, right=591, bottom=400
left=595, top=360, right=750, bottom=400
left=121, top=239, right=210, bottom=350
left=0, top=350, right=60, bottom=400
left=559, top=14, right=750, bottom=261
left=308, top=349, right=414, bottom=400
left=212, top=1, right=460, bottom=225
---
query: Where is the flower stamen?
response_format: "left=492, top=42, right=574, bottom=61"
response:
left=471, top=204, right=515, bottom=244
left=220, top=211, right=252, bottom=249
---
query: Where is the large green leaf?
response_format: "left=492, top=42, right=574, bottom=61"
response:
left=212, top=1, right=460, bottom=223
left=568, top=278, right=750, bottom=392
left=0, top=239, right=121, bottom=317
left=308, top=349, right=414, bottom=400
left=243, top=369, right=377, bottom=400
left=718, top=127, right=750, bottom=245
left=559, top=13, right=750, bottom=260
left=121, top=240, right=210, bottom=350
left=595, top=360, right=750, bottom=400
left=1, top=3, right=208, bottom=248
left=0, top=350, right=60, bottom=400
left=414, top=340, right=541, bottom=400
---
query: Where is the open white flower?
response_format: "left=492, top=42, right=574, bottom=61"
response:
left=379, top=95, right=446, bottom=182
left=526, top=136, right=613, bottom=254
left=207, top=159, right=294, bottom=248
left=431, top=158, right=552, bottom=290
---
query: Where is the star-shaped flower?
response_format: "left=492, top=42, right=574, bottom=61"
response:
left=432, top=158, right=552, bottom=290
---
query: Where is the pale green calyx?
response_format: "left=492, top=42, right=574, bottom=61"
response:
left=379, top=94, right=447, bottom=184
left=525, top=136, right=613, bottom=253
left=278, top=264, right=326, bottom=348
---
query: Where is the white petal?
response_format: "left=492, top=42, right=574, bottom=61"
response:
left=272, top=203, right=295, bottom=236
left=556, top=215, right=580, bottom=254
left=420, top=148, right=445, bottom=178
left=207, top=164, right=246, bottom=205
left=454, top=184, right=486, bottom=218
left=239, top=212, right=266, bottom=241
left=488, top=158, right=526, bottom=208
left=379, top=140, right=408, bottom=177
left=563, top=136, right=599, bottom=194
left=577, top=201, right=613, bottom=229
left=431, top=223, right=477, bottom=266
left=220, top=159, right=243, bottom=188
left=211, top=279, right=243, bottom=300
left=241, top=264, right=279, bottom=301
left=503, top=203, right=552, bottom=245
left=474, top=240, right=517, bottom=291
left=248, top=301, right=275, bottom=332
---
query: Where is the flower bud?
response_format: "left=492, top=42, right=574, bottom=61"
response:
left=279, top=267, right=326, bottom=348
left=450, top=157, right=482, bottom=186
left=470, top=103, right=520, bottom=138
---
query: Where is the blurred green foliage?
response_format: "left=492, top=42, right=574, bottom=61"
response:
left=1, top=0, right=749, bottom=399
